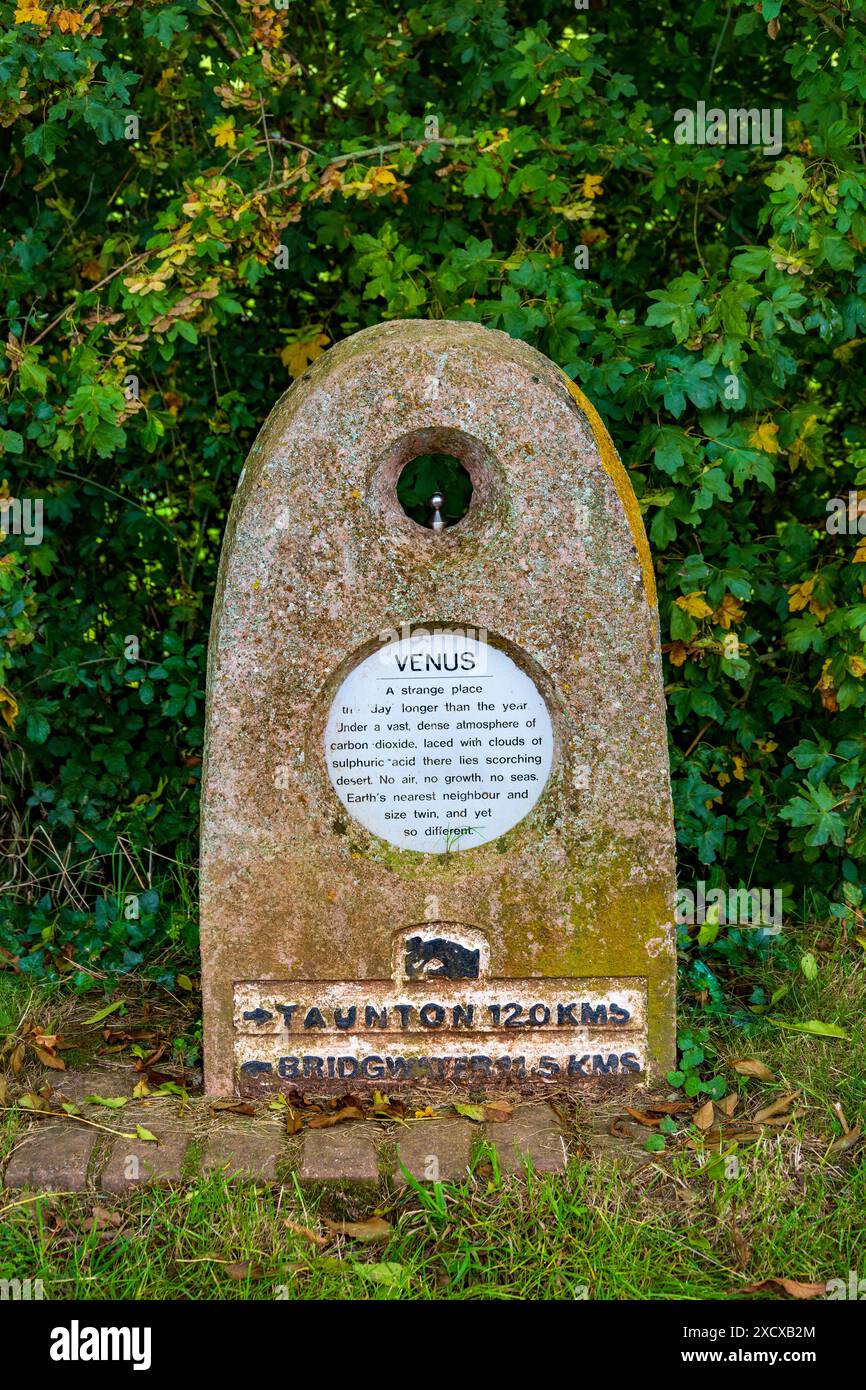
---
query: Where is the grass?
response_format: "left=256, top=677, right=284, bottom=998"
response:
left=0, top=925, right=863, bottom=1301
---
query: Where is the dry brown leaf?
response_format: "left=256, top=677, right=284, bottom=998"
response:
left=10, top=1042, right=24, bottom=1076
left=625, top=1107, right=662, bottom=1128
left=34, top=1046, right=66, bottom=1071
left=323, top=1216, right=391, bottom=1242
left=306, top=1105, right=364, bottom=1129
left=646, top=1101, right=692, bottom=1115
left=83, top=1205, right=122, bottom=1233
left=753, top=1092, right=800, bottom=1124
left=284, top=1219, right=328, bottom=1247
left=210, top=1100, right=255, bottom=1116
left=693, top=1100, right=715, bottom=1131
left=740, top=1277, right=826, bottom=1299
left=285, top=1105, right=303, bottom=1136
left=762, top=1109, right=807, bottom=1126
left=826, top=1125, right=862, bottom=1157
left=224, top=1260, right=266, bottom=1281
left=483, top=1099, right=513, bottom=1123
left=718, top=1093, right=739, bottom=1117
left=731, top=1223, right=751, bottom=1271
left=731, top=1059, right=773, bottom=1080
left=0, top=1074, right=6, bottom=1105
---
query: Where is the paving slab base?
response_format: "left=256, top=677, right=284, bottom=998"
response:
left=2, top=1074, right=655, bottom=1193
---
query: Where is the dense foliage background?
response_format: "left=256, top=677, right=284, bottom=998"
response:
left=1, top=0, right=865, bottom=988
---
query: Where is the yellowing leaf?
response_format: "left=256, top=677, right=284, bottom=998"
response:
left=134, top=1125, right=158, bottom=1142
left=749, top=421, right=779, bottom=453
left=210, top=117, right=237, bottom=149
left=454, top=1102, right=485, bottom=1122
left=714, top=594, right=746, bottom=629
left=582, top=173, right=604, bottom=199
left=323, top=1216, right=391, bottom=1242
left=676, top=591, right=713, bottom=619
left=668, top=640, right=688, bottom=667
left=54, top=8, right=84, bottom=32
left=786, top=578, right=814, bottom=612
left=849, top=654, right=866, bottom=678
left=280, top=330, right=330, bottom=378
left=369, top=165, right=397, bottom=189
left=853, top=538, right=866, bottom=564
left=0, top=688, right=19, bottom=730
left=14, top=4, right=47, bottom=23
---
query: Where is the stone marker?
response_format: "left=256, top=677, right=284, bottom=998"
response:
left=201, top=319, right=676, bottom=1098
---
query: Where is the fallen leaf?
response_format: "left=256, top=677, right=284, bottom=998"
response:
left=693, top=1100, right=715, bottom=1131
left=285, top=1106, right=303, bottom=1135
left=10, top=1042, right=24, bottom=1076
left=81, top=1000, right=125, bottom=1026
left=739, top=1277, right=826, bottom=1299
left=34, top=1045, right=66, bottom=1071
left=352, top=1260, right=403, bottom=1285
left=135, top=1125, right=158, bottom=1142
left=483, top=1099, right=513, bottom=1123
left=285, top=1219, right=328, bottom=1247
left=210, top=1101, right=256, bottom=1116
left=718, top=1093, right=739, bottom=1117
left=646, top=1101, right=693, bottom=1115
left=83, top=1205, right=122, bottom=1233
left=731, top=1059, right=774, bottom=1080
left=454, top=1102, right=486, bottom=1123
left=224, top=1260, right=266, bottom=1281
left=625, top=1107, right=662, bottom=1128
left=731, top=1221, right=751, bottom=1271
left=0, top=1074, right=5, bottom=1105
left=84, top=1094, right=127, bottom=1108
left=18, top=1091, right=49, bottom=1111
left=323, top=1216, right=391, bottom=1242
left=753, top=1092, right=800, bottom=1123
left=767, top=1018, right=848, bottom=1039
left=826, top=1125, right=862, bottom=1158
left=306, top=1105, right=364, bottom=1129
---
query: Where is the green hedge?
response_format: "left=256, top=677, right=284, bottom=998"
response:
left=1, top=0, right=865, bottom=983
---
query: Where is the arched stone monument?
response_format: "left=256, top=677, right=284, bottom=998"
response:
left=200, top=319, right=676, bottom=1096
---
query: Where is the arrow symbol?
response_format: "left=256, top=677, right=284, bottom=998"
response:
left=242, top=1008, right=274, bottom=1024
left=240, top=1060, right=273, bottom=1076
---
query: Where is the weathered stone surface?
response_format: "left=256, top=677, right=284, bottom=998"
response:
left=200, top=1123, right=283, bottom=1181
left=3, top=1123, right=96, bottom=1192
left=100, top=1121, right=191, bottom=1195
left=52, top=1067, right=136, bottom=1102
left=485, top=1104, right=568, bottom=1174
left=394, top=1120, right=473, bottom=1183
left=201, top=319, right=676, bottom=1098
left=299, top=1125, right=380, bottom=1183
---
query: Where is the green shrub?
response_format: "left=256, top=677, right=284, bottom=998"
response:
left=1, top=0, right=865, bottom=981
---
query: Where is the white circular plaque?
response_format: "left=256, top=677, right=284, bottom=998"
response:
left=324, top=630, right=554, bottom=852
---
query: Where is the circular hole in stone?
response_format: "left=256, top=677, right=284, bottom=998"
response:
left=396, top=452, right=473, bottom=529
